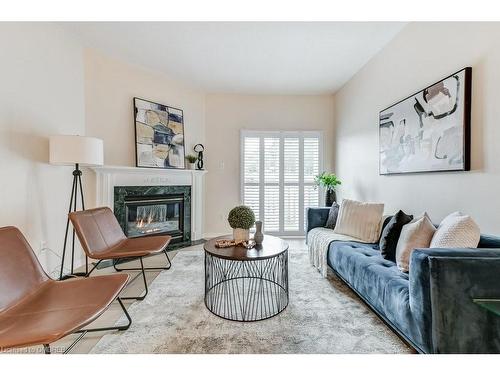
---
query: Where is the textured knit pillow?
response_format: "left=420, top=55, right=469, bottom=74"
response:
left=324, top=202, right=340, bottom=229
left=396, top=213, right=436, bottom=272
left=379, top=210, right=413, bottom=261
left=430, top=211, right=480, bottom=248
left=333, top=199, right=384, bottom=243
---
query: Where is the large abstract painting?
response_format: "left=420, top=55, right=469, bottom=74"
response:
left=379, top=67, right=471, bottom=174
left=134, top=97, right=185, bottom=169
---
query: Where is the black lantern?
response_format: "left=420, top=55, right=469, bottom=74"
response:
left=194, top=143, right=204, bottom=170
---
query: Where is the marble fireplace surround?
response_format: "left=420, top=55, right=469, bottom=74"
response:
left=91, top=166, right=206, bottom=241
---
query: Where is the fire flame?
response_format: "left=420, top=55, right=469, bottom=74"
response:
left=135, top=214, right=161, bottom=234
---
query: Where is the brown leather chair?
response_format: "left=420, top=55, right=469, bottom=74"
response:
left=0, top=226, right=131, bottom=354
left=69, top=207, right=172, bottom=300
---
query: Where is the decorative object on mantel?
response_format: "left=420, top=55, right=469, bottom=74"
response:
left=228, top=205, right=256, bottom=242
left=315, top=172, right=341, bottom=206
left=214, top=238, right=256, bottom=249
left=379, top=67, right=472, bottom=174
left=134, top=97, right=186, bottom=170
left=49, top=135, right=104, bottom=280
left=254, top=220, right=264, bottom=245
left=193, top=143, right=204, bottom=170
left=185, top=154, right=197, bottom=170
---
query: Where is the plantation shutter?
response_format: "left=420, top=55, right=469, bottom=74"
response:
left=283, top=137, right=300, bottom=231
left=242, top=137, right=260, bottom=220
left=263, top=137, right=280, bottom=231
left=303, top=137, right=320, bottom=230
left=241, top=131, right=322, bottom=235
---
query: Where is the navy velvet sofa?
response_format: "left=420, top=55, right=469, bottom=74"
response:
left=307, top=207, right=500, bottom=354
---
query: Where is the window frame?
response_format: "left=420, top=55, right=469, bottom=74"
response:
left=240, top=130, right=324, bottom=236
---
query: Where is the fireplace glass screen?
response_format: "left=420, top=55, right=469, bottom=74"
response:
left=125, top=198, right=183, bottom=238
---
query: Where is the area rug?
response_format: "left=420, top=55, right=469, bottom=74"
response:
left=91, top=245, right=412, bottom=354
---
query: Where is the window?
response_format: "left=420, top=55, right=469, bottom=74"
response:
left=241, top=130, right=322, bottom=236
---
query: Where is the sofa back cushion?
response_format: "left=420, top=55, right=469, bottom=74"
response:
left=396, top=213, right=436, bottom=272
left=379, top=210, right=414, bottom=261
left=333, top=199, right=384, bottom=243
left=430, top=211, right=480, bottom=249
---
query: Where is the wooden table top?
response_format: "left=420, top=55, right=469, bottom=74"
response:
left=204, top=234, right=289, bottom=260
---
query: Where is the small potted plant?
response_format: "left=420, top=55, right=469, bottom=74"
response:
left=185, top=154, right=197, bottom=170
left=228, top=205, right=255, bottom=241
left=315, top=172, right=341, bottom=206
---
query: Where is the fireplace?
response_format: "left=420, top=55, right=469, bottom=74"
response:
left=114, top=185, right=191, bottom=245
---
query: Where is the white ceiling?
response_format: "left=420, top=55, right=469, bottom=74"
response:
left=63, top=22, right=406, bottom=95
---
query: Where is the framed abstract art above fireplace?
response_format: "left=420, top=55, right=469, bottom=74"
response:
left=133, top=97, right=186, bottom=169
left=379, top=67, right=472, bottom=175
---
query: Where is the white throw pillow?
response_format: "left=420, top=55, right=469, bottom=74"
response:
left=333, top=199, right=384, bottom=243
left=396, top=213, right=436, bottom=273
left=430, top=211, right=480, bottom=248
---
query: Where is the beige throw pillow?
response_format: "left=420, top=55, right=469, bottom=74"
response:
left=333, top=199, right=384, bottom=243
left=430, top=211, right=480, bottom=248
left=396, top=213, right=436, bottom=273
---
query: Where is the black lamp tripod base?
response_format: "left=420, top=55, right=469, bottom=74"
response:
left=59, top=163, right=89, bottom=280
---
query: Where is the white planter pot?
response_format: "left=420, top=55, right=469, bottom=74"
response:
left=233, top=228, right=250, bottom=242
left=186, top=163, right=196, bottom=170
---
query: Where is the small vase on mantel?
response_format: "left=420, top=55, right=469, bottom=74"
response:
left=325, top=190, right=337, bottom=207
left=254, top=221, right=264, bottom=245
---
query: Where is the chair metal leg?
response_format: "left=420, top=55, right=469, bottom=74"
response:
left=119, top=257, right=149, bottom=301
left=111, top=250, right=171, bottom=301
left=163, top=250, right=172, bottom=269
left=73, top=297, right=132, bottom=333
left=44, top=344, right=50, bottom=354
left=86, top=250, right=170, bottom=301
left=52, top=297, right=132, bottom=355
left=84, top=259, right=102, bottom=277
left=113, top=249, right=172, bottom=272
left=63, top=332, right=86, bottom=354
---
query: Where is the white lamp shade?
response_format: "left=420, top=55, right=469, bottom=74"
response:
left=49, top=135, right=104, bottom=166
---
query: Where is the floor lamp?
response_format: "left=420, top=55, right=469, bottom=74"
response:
left=49, top=135, right=104, bottom=280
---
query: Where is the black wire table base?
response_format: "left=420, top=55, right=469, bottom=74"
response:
left=204, top=250, right=289, bottom=322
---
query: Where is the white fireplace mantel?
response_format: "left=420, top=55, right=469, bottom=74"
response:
left=90, top=165, right=207, bottom=241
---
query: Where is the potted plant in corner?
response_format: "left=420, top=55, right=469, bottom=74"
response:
left=185, top=154, right=197, bottom=170
left=228, top=205, right=255, bottom=242
left=315, top=172, right=341, bottom=206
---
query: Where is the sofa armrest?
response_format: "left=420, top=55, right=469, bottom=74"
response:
left=306, top=207, right=330, bottom=234
left=410, top=248, right=500, bottom=353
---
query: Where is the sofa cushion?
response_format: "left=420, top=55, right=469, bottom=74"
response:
left=396, top=214, right=436, bottom=273
left=379, top=210, right=413, bottom=261
left=333, top=199, right=384, bottom=242
left=324, top=202, right=340, bottom=229
left=430, top=211, right=480, bottom=249
left=308, top=227, right=374, bottom=277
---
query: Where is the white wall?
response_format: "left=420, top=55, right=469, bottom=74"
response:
left=83, top=50, right=207, bottom=222
left=205, top=94, right=335, bottom=236
left=334, top=22, right=500, bottom=233
left=0, top=23, right=85, bottom=275
left=83, top=49, right=206, bottom=168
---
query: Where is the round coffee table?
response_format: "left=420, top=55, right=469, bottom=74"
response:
left=204, top=235, right=289, bottom=322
